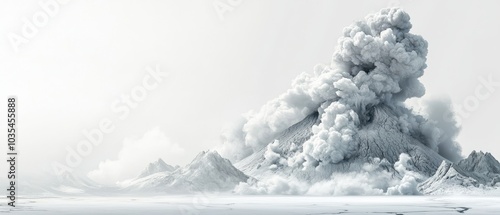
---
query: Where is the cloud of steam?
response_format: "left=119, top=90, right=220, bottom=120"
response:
left=421, top=96, right=462, bottom=161
left=264, top=140, right=288, bottom=170
left=235, top=153, right=425, bottom=195
left=87, top=127, right=185, bottom=185
left=387, top=153, right=425, bottom=195
left=220, top=8, right=461, bottom=166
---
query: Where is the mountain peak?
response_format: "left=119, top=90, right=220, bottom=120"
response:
left=187, top=150, right=235, bottom=172
left=123, top=150, right=249, bottom=193
left=468, top=150, right=485, bottom=157
left=192, top=150, right=223, bottom=163
left=157, top=158, right=166, bottom=164
left=421, top=150, right=500, bottom=194
left=138, top=158, right=176, bottom=178
left=418, top=160, right=479, bottom=194
left=458, top=150, right=500, bottom=175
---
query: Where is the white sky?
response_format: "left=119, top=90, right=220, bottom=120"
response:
left=1, top=0, right=500, bottom=182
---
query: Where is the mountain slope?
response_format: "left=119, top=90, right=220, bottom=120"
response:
left=221, top=8, right=457, bottom=192
left=234, top=111, right=320, bottom=179
left=138, top=158, right=177, bottom=178
left=419, top=151, right=500, bottom=194
left=235, top=105, right=445, bottom=182
left=456, top=151, right=500, bottom=185
left=122, top=151, right=249, bottom=193
left=418, top=161, right=479, bottom=194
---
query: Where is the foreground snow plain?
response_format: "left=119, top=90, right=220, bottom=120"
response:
left=3, top=195, right=500, bottom=214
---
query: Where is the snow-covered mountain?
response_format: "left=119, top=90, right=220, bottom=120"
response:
left=419, top=151, right=500, bottom=194
left=138, top=158, right=177, bottom=178
left=121, top=151, right=249, bottom=193
left=418, top=161, right=478, bottom=195
left=456, top=151, right=500, bottom=185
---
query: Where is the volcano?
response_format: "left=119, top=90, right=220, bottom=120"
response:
left=218, top=8, right=500, bottom=195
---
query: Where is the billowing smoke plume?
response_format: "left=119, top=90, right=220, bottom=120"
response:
left=421, top=96, right=462, bottom=162
left=219, top=8, right=461, bottom=167
left=235, top=153, right=425, bottom=195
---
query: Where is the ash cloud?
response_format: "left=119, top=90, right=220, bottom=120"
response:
left=235, top=153, right=425, bottom=195
left=421, top=96, right=462, bottom=162
left=220, top=8, right=461, bottom=170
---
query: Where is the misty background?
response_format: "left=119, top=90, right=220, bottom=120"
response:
left=1, top=0, right=499, bottom=185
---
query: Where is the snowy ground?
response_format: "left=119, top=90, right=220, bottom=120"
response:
left=2, top=195, right=500, bottom=214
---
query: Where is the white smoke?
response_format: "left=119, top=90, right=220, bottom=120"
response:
left=234, top=176, right=308, bottom=195
left=387, top=153, right=425, bottom=195
left=219, top=7, right=461, bottom=167
left=421, top=96, right=462, bottom=161
left=235, top=153, right=425, bottom=195
left=264, top=140, right=288, bottom=170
